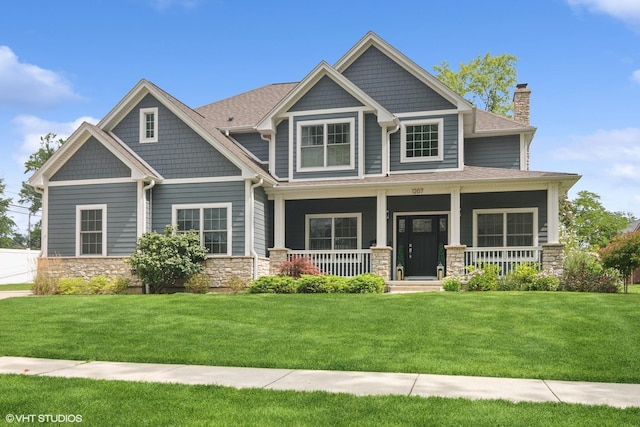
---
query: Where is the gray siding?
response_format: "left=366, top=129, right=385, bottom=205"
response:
left=292, top=112, right=359, bottom=180
left=254, top=186, right=269, bottom=257
left=150, top=181, right=246, bottom=256
left=343, top=46, right=455, bottom=113
left=289, top=75, right=363, bottom=112
left=364, top=113, right=382, bottom=175
left=275, top=120, right=289, bottom=179
left=460, top=191, right=548, bottom=246
left=51, top=137, right=130, bottom=181
left=112, top=93, right=241, bottom=179
left=48, top=183, right=138, bottom=256
left=465, top=135, right=521, bottom=169
left=390, top=114, right=459, bottom=172
left=231, top=132, right=269, bottom=163
left=285, top=198, right=377, bottom=249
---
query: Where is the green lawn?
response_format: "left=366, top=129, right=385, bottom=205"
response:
left=0, top=283, right=32, bottom=291
left=1, top=375, right=639, bottom=427
left=1, top=292, right=639, bottom=383
left=628, top=284, right=640, bottom=294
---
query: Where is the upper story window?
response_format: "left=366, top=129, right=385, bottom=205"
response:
left=473, top=208, right=538, bottom=247
left=297, top=118, right=355, bottom=171
left=400, top=118, right=443, bottom=163
left=173, top=203, right=232, bottom=256
left=76, top=204, right=107, bottom=256
left=139, top=107, right=158, bottom=143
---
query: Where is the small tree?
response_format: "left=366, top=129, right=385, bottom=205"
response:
left=599, top=231, right=640, bottom=293
left=127, top=226, right=208, bottom=294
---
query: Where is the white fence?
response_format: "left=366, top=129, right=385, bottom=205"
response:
left=464, top=247, right=542, bottom=276
left=287, top=250, right=372, bottom=277
left=0, top=249, right=40, bottom=284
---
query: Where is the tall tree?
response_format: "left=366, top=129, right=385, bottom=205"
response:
left=19, top=133, right=65, bottom=249
left=433, top=53, right=518, bottom=117
left=0, top=178, right=17, bottom=248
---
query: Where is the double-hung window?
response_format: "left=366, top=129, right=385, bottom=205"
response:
left=306, top=213, right=361, bottom=250
left=400, top=118, right=443, bottom=162
left=139, top=107, right=158, bottom=143
left=76, top=205, right=107, bottom=256
left=173, top=203, right=232, bottom=255
left=298, top=118, right=354, bottom=171
left=474, top=209, right=537, bottom=247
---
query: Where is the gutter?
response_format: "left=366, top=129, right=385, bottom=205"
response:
left=249, top=178, right=264, bottom=280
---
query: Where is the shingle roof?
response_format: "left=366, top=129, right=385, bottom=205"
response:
left=474, top=109, right=535, bottom=133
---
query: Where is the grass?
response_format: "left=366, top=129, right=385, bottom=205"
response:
left=1, top=292, right=640, bottom=383
left=628, top=284, right=640, bottom=294
left=0, top=283, right=32, bottom=291
left=1, top=374, right=639, bottom=427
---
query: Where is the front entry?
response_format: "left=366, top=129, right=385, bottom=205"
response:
left=396, top=215, right=448, bottom=277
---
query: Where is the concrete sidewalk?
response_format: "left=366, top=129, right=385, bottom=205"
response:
left=0, top=290, right=32, bottom=300
left=1, top=356, right=639, bottom=408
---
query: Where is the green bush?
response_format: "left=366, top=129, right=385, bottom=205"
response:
left=57, top=277, right=89, bottom=295
left=560, top=251, right=621, bottom=293
left=532, top=269, right=561, bottom=291
left=465, top=263, right=500, bottom=291
left=57, top=276, right=130, bottom=295
left=324, top=275, right=349, bottom=293
left=442, top=276, right=462, bottom=292
left=184, top=273, right=210, bottom=294
left=296, top=275, right=350, bottom=293
left=248, top=275, right=297, bottom=294
left=346, top=273, right=385, bottom=293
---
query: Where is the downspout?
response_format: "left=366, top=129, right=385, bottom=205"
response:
left=34, top=186, right=45, bottom=256
left=249, top=178, right=264, bottom=280
left=141, top=180, right=156, bottom=295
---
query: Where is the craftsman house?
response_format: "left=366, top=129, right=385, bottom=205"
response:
left=29, top=32, right=580, bottom=289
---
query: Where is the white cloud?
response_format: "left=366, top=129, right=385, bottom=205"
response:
left=632, top=69, right=640, bottom=84
left=13, top=115, right=99, bottom=166
left=605, top=163, right=640, bottom=182
left=567, top=0, right=640, bottom=28
left=0, top=46, right=80, bottom=109
left=552, top=127, right=640, bottom=161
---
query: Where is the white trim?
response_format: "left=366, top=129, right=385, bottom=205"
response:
left=137, top=181, right=145, bottom=238
left=400, top=118, right=444, bottom=163
left=395, top=109, right=459, bottom=118
left=161, top=176, right=245, bottom=185
left=547, top=184, right=560, bottom=244
left=171, top=203, right=233, bottom=256
left=288, top=118, right=294, bottom=180
left=519, top=133, right=527, bottom=171
left=139, top=107, right=158, bottom=143
left=244, top=180, right=252, bottom=257
left=282, top=106, right=371, bottom=118
left=273, top=195, right=285, bottom=248
left=41, top=186, right=49, bottom=257
left=450, top=187, right=461, bottom=246
left=358, top=110, right=365, bottom=179
left=49, top=178, right=135, bottom=187
left=305, top=212, right=362, bottom=250
left=296, top=117, right=356, bottom=172
left=458, top=113, right=465, bottom=169
left=76, top=204, right=107, bottom=257
left=472, top=208, right=539, bottom=247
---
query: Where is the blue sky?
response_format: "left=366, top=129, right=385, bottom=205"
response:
left=1, top=0, right=639, bottom=234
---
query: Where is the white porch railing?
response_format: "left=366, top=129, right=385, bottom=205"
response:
left=464, top=247, right=542, bottom=276
left=288, top=250, right=372, bottom=277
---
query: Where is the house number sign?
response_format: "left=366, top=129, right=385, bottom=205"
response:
left=411, top=187, right=424, bottom=195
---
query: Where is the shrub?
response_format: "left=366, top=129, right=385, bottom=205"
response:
left=32, top=257, right=60, bottom=295
left=57, top=276, right=130, bottom=295
left=226, top=275, right=249, bottom=293
left=346, top=273, right=385, bottom=293
left=560, top=251, right=621, bottom=293
left=465, top=263, right=500, bottom=291
left=57, top=277, right=89, bottom=295
left=248, top=275, right=297, bottom=294
left=127, top=226, right=208, bottom=294
left=184, top=273, right=210, bottom=294
left=442, top=276, right=462, bottom=292
left=297, top=274, right=330, bottom=293
left=532, top=269, right=561, bottom=291
left=278, top=256, right=321, bottom=278
left=324, top=275, right=349, bottom=293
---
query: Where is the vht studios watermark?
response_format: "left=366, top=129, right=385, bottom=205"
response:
left=5, top=414, right=83, bottom=423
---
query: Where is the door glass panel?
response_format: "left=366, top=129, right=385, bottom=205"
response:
left=439, top=217, right=447, bottom=232
left=412, top=218, right=432, bottom=233
left=398, top=219, right=405, bottom=234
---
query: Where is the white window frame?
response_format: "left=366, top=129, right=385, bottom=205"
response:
left=305, top=213, right=362, bottom=250
left=472, top=208, right=538, bottom=247
left=296, top=117, right=355, bottom=172
left=400, top=118, right=444, bottom=163
left=76, top=204, right=107, bottom=256
left=172, top=203, right=232, bottom=256
left=139, top=107, right=158, bottom=143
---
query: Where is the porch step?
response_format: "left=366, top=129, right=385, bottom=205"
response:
left=385, top=281, right=443, bottom=294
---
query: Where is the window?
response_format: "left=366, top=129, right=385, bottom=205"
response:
left=400, top=118, right=443, bottom=162
left=140, top=107, right=158, bottom=143
left=173, top=204, right=231, bottom=255
left=474, top=209, right=537, bottom=247
left=306, top=213, right=360, bottom=250
left=76, top=205, right=107, bottom=256
left=297, top=118, right=355, bottom=171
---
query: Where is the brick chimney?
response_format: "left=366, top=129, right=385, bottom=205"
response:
left=513, top=83, right=531, bottom=125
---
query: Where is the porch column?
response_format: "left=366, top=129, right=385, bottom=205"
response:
left=370, top=246, right=392, bottom=281
left=268, top=248, right=289, bottom=275
left=376, top=190, right=387, bottom=247
left=547, top=183, right=560, bottom=244
left=273, top=194, right=285, bottom=248
left=450, top=187, right=461, bottom=245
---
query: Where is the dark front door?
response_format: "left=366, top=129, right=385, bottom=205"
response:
left=397, top=215, right=448, bottom=277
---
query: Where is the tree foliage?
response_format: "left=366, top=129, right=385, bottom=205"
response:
left=433, top=53, right=518, bottom=117
left=562, top=191, right=634, bottom=250
left=0, top=178, right=17, bottom=248
left=599, top=231, right=640, bottom=293
left=20, top=133, right=65, bottom=214
left=126, top=226, right=208, bottom=294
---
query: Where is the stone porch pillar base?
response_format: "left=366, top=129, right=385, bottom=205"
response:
left=542, top=243, right=565, bottom=273
left=445, top=245, right=467, bottom=277
left=370, top=246, right=392, bottom=281
left=268, top=247, right=289, bottom=276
